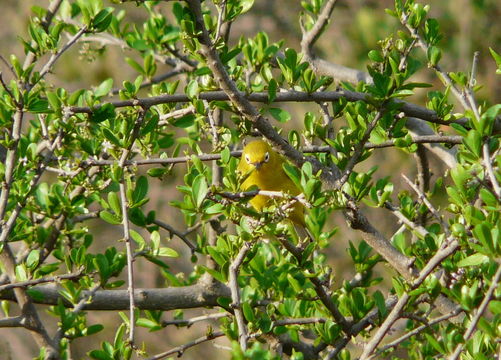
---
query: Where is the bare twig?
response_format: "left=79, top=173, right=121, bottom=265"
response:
left=214, top=0, right=227, bottom=42
left=0, top=72, right=17, bottom=104
left=22, top=0, right=64, bottom=70
left=112, top=66, right=188, bottom=95
left=0, top=270, right=83, bottom=292
left=276, top=235, right=352, bottom=333
left=482, top=142, right=501, bottom=199
left=414, top=145, right=430, bottom=226
left=300, top=0, right=339, bottom=52
left=338, top=110, right=384, bottom=186
left=360, top=238, right=460, bottom=359
left=207, top=107, right=224, bottom=270
left=360, top=292, right=411, bottom=360
left=300, top=0, right=371, bottom=84
left=161, top=312, right=228, bottom=327
left=402, top=174, right=450, bottom=234
left=158, top=105, right=196, bottom=125
left=218, top=190, right=312, bottom=208
left=146, top=331, right=225, bottom=360
left=38, top=26, right=88, bottom=82
left=228, top=242, right=252, bottom=351
left=372, top=308, right=463, bottom=358
left=153, top=219, right=197, bottom=252
left=326, top=295, right=399, bottom=359
left=115, top=108, right=147, bottom=347
left=53, top=282, right=101, bottom=345
left=465, top=51, right=482, bottom=122
left=273, top=317, right=327, bottom=326
left=384, top=202, right=428, bottom=238
left=119, top=178, right=136, bottom=346
left=0, top=315, right=26, bottom=328
left=448, top=264, right=501, bottom=360
left=400, top=12, right=470, bottom=110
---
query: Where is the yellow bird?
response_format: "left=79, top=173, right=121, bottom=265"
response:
left=238, top=140, right=306, bottom=228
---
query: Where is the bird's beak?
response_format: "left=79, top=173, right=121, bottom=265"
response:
left=252, top=161, right=263, bottom=170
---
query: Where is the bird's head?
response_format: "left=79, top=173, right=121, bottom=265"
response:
left=241, top=140, right=274, bottom=171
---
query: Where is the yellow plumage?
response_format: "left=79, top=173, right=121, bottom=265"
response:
left=237, top=140, right=305, bottom=226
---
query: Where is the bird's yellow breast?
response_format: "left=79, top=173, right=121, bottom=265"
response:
left=238, top=140, right=305, bottom=226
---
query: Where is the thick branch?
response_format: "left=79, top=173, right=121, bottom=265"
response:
left=67, top=90, right=496, bottom=132
left=0, top=280, right=230, bottom=310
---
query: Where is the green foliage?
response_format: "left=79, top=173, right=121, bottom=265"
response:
left=0, top=0, right=499, bottom=359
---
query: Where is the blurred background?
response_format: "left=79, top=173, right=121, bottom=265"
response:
left=0, top=0, right=500, bottom=358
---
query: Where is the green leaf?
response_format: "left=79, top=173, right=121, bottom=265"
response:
left=92, top=8, right=114, bottom=32
left=489, top=300, right=501, bottom=314
left=185, top=80, right=199, bottom=99
left=192, top=175, right=208, bottom=208
left=88, top=350, right=112, bottom=360
left=125, top=57, right=144, bottom=74
left=287, top=273, right=302, bottom=293
left=267, top=79, right=277, bottom=103
left=94, top=254, right=110, bottom=281
left=242, top=302, right=255, bottom=322
left=157, top=247, right=179, bottom=258
left=373, top=290, right=387, bottom=318
left=91, top=103, right=115, bottom=123
left=172, top=114, right=195, bottom=128
left=133, top=176, right=148, bottom=204
left=85, top=324, right=104, bottom=336
left=489, top=47, right=501, bottom=74
left=147, top=167, right=167, bottom=178
left=27, top=99, right=50, bottom=113
left=424, top=333, right=445, bottom=353
left=269, top=107, right=291, bottom=123
left=102, top=128, right=121, bottom=147
left=240, top=0, right=255, bottom=14
left=368, top=50, right=384, bottom=62
left=427, top=46, right=441, bottom=66
left=107, top=192, right=121, bottom=216
left=472, top=222, right=494, bottom=253
left=463, top=130, right=481, bottom=158
left=130, top=230, right=145, bottom=248
left=94, top=78, right=113, bottom=97
left=137, top=318, right=159, bottom=329
left=207, top=246, right=226, bottom=267
left=100, top=211, right=121, bottom=225
left=203, top=266, right=227, bottom=283
left=26, top=250, right=40, bottom=269
left=457, top=253, right=489, bottom=267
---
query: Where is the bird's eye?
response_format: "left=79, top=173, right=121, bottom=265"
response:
left=245, top=154, right=251, bottom=163
left=264, top=152, right=270, bottom=162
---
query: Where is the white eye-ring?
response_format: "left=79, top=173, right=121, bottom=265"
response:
left=245, top=154, right=251, bottom=163
left=264, top=152, right=270, bottom=162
